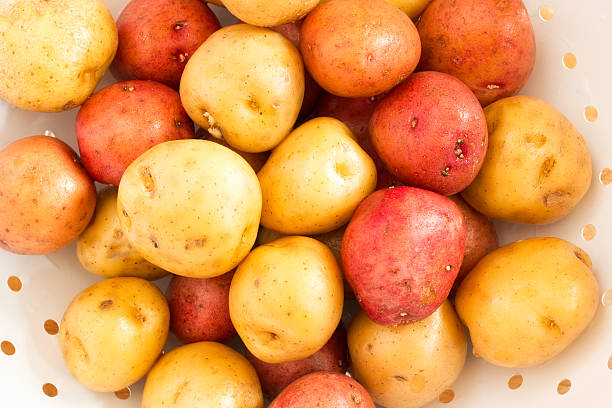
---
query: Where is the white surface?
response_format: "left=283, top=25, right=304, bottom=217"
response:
left=1, top=0, right=611, bottom=407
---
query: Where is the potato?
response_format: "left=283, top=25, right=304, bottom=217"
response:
left=229, top=236, right=344, bottom=363
left=0, top=0, right=117, bottom=112
left=348, top=301, right=467, bottom=408
left=461, top=96, right=592, bottom=224
left=223, top=0, right=319, bottom=27
left=269, top=372, right=375, bottom=408
left=0, top=136, right=96, bottom=255
left=300, top=0, right=421, bottom=98
left=320, top=0, right=433, bottom=19
left=208, top=0, right=223, bottom=5
left=258, top=117, right=377, bottom=235
left=166, top=272, right=236, bottom=343
left=245, top=324, right=348, bottom=397
left=59, top=277, right=169, bottom=392
left=77, top=187, right=168, bottom=280
left=417, top=0, right=535, bottom=106
left=455, top=238, right=600, bottom=368
left=371, top=71, right=488, bottom=196
left=180, top=24, right=304, bottom=153
left=76, top=80, right=195, bottom=186
left=341, top=186, right=465, bottom=325
left=197, top=128, right=269, bottom=173
left=117, top=139, right=261, bottom=278
left=111, top=0, right=221, bottom=89
left=142, top=342, right=263, bottom=408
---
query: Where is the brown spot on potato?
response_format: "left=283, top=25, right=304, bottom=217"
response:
left=185, top=237, right=207, bottom=250
left=541, top=316, right=562, bottom=336
left=393, top=375, right=407, bottom=382
left=254, top=279, right=259, bottom=288
left=100, top=299, right=113, bottom=309
left=173, top=380, right=189, bottom=404
left=439, top=389, right=455, bottom=403
left=150, top=237, right=159, bottom=248
left=573, top=249, right=592, bottom=268
left=351, top=394, right=361, bottom=404
left=140, top=166, right=155, bottom=195
left=174, top=20, right=187, bottom=30
left=62, top=100, right=77, bottom=111
left=525, top=133, right=547, bottom=147
left=537, top=156, right=556, bottom=185
left=421, top=286, right=436, bottom=305
left=267, top=331, right=279, bottom=341
left=542, top=191, right=571, bottom=207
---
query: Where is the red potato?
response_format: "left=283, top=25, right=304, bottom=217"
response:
left=245, top=324, right=348, bottom=397
left=269, top=372, right=375, bottom=408
left=166, top=272, right=236, bottom=343
left=417, top=0, right=536, bottom=106
left=341, top=186, right=466, bottom=326
left=111, top=0, right=221, bottom=89
left=300, top=0, right=421, bottom=98
left=370, top=71, right=488, bottom=196
left=0, top=136, right=96, bottom=255
left=76, top=80, right=194, bottom=186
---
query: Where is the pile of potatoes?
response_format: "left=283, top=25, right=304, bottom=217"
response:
left=0, top=0, right=600, bottom=407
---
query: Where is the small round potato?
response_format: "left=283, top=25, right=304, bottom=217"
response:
left=117, top=140, right=262, bottom=278
left=180, top=24, right=304, bottom=153
left=461, top=96, right=592, bottom=224
left=455, top=238, right=600, bottom=368
left=0, top=0, right=118, bottom=112
left=348, top=301, right=467, bottom=408
left=59, top=277, right=169, bottom=392
left=77, top=187, right=168, bottom=280
left=142, top=342, right=264, bottom=408
left=320, top=0, right=433, bottom=19
left=230, top=236, right=344, bottom=364
left=258, top=117, right=377, bottom=235
left=222, top=0, right=319, bottom=27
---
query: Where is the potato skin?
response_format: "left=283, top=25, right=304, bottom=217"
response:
left=461, top=96, right=592, bottom=224
left=166, top=272, right=236, bottom=343
left=300, top=0, right=421, bottom=98
left=117, top=139, right=262, bottom=278
left=142, top=342, right=264, bottom=408
left=230, top=236, right=344, bottom=364
left=0, top=136, right=96, bottom=255
left=417, top=0, right=535, bottom=106
left=59, top=277, right=169, bottom=392
left=223, top=0, right=319, bottom=27
left=320, top=0, right=433, bottom=19
left=370, top=71, right=488, bottom=196
left=245, top=324, right=348, bottom=397
left=455, top=238, right=600, bottom=368
left=77, top=187, right=168, bottom=280
left=197, top=128, right=269, bottom=173
left=111, top=0, right=221, bottom=89
left=269, top=372, right=375, bottom=408
left=258, top=117, right=377, bottom=235
left=76, top=80, right=194, bottom=186
left=341, top=187, right=465, bottom=325
left=0, top=0, right=117, bottom=112
left=180, top=24, right=304, bottom=153
left=348, top=301, right=467, bottom=408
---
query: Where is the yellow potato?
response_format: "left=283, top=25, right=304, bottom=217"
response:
left=320, top=0, right=433, bottom=19
left=59, top=277, right=169, bottom=392
left=117, top=140, right=262, bottom=278
left=76, top=187, right=167, bottom=281
left=462, top=96, right=592, bottom=224
left=180, top=24, right=304, bottom=153
left=0, top=0, right=117, bottom=112
left=258, top=117, right=377, bottom=235
left=222, top=0, right=319, bottom=27
left=455, top=237, right=599, bottom=368
left=348, top=301, right=467, bottom=408
left=230, top=236, right=344, bottom=363
left=143, top=342, right=263, bottom=408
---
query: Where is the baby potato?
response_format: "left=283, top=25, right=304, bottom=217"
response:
left=143, top=342, right=263, bottom=408
left=117, top=140, right=261, bottom=278
left=180, top=24, right=304, bottom=153
left=348, top=301, right=467, bottom=408
left=462, top=96, right=592, bottom=224
left=76, top=187, right=167, bottom=280
left=223, top=0, right=319, bottom=27
left=59, top=277, right=169, bottom=392
left=258, top=117, right=377, bottom=235
left=230, top=236, right=344, bottom=364
left=455, top=237, right=600, bottom=368
left=0, top=0, right=117, bottom=112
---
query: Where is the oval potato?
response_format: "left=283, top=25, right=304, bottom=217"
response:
left=222, top=0, right=319, bottom=27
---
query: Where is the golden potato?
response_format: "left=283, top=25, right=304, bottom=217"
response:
left=455, top=237, right=600, bottom=368
left=180, top=24, right=304, bottom=153
left=77, top=187, right=168, bottom=281
left=59, top=277, right=169, bottom=392
left=0, top=0, right=118, bottom=112
left=348, top=301, right=466, bottom=408
left=462, top=96, right=592, bottom=224
left=230, top=236, right=344, bottom=363
left=143, top=342, right=263, bottom=408
left=258, top=117, right=377, bottom=235
left=320, top=0, right=433, bottom=19
left=223, top=0, right=319, bottom=27
left=117, top=140, right=261, bottom=278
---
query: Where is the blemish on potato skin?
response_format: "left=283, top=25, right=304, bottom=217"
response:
left=542, top=191, right=571, bottom=207
left=99, top=299, right=113, bottom=309
left=150, top=237, right=159, bottom=248
left=393, top=375, right=407, bottom=382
